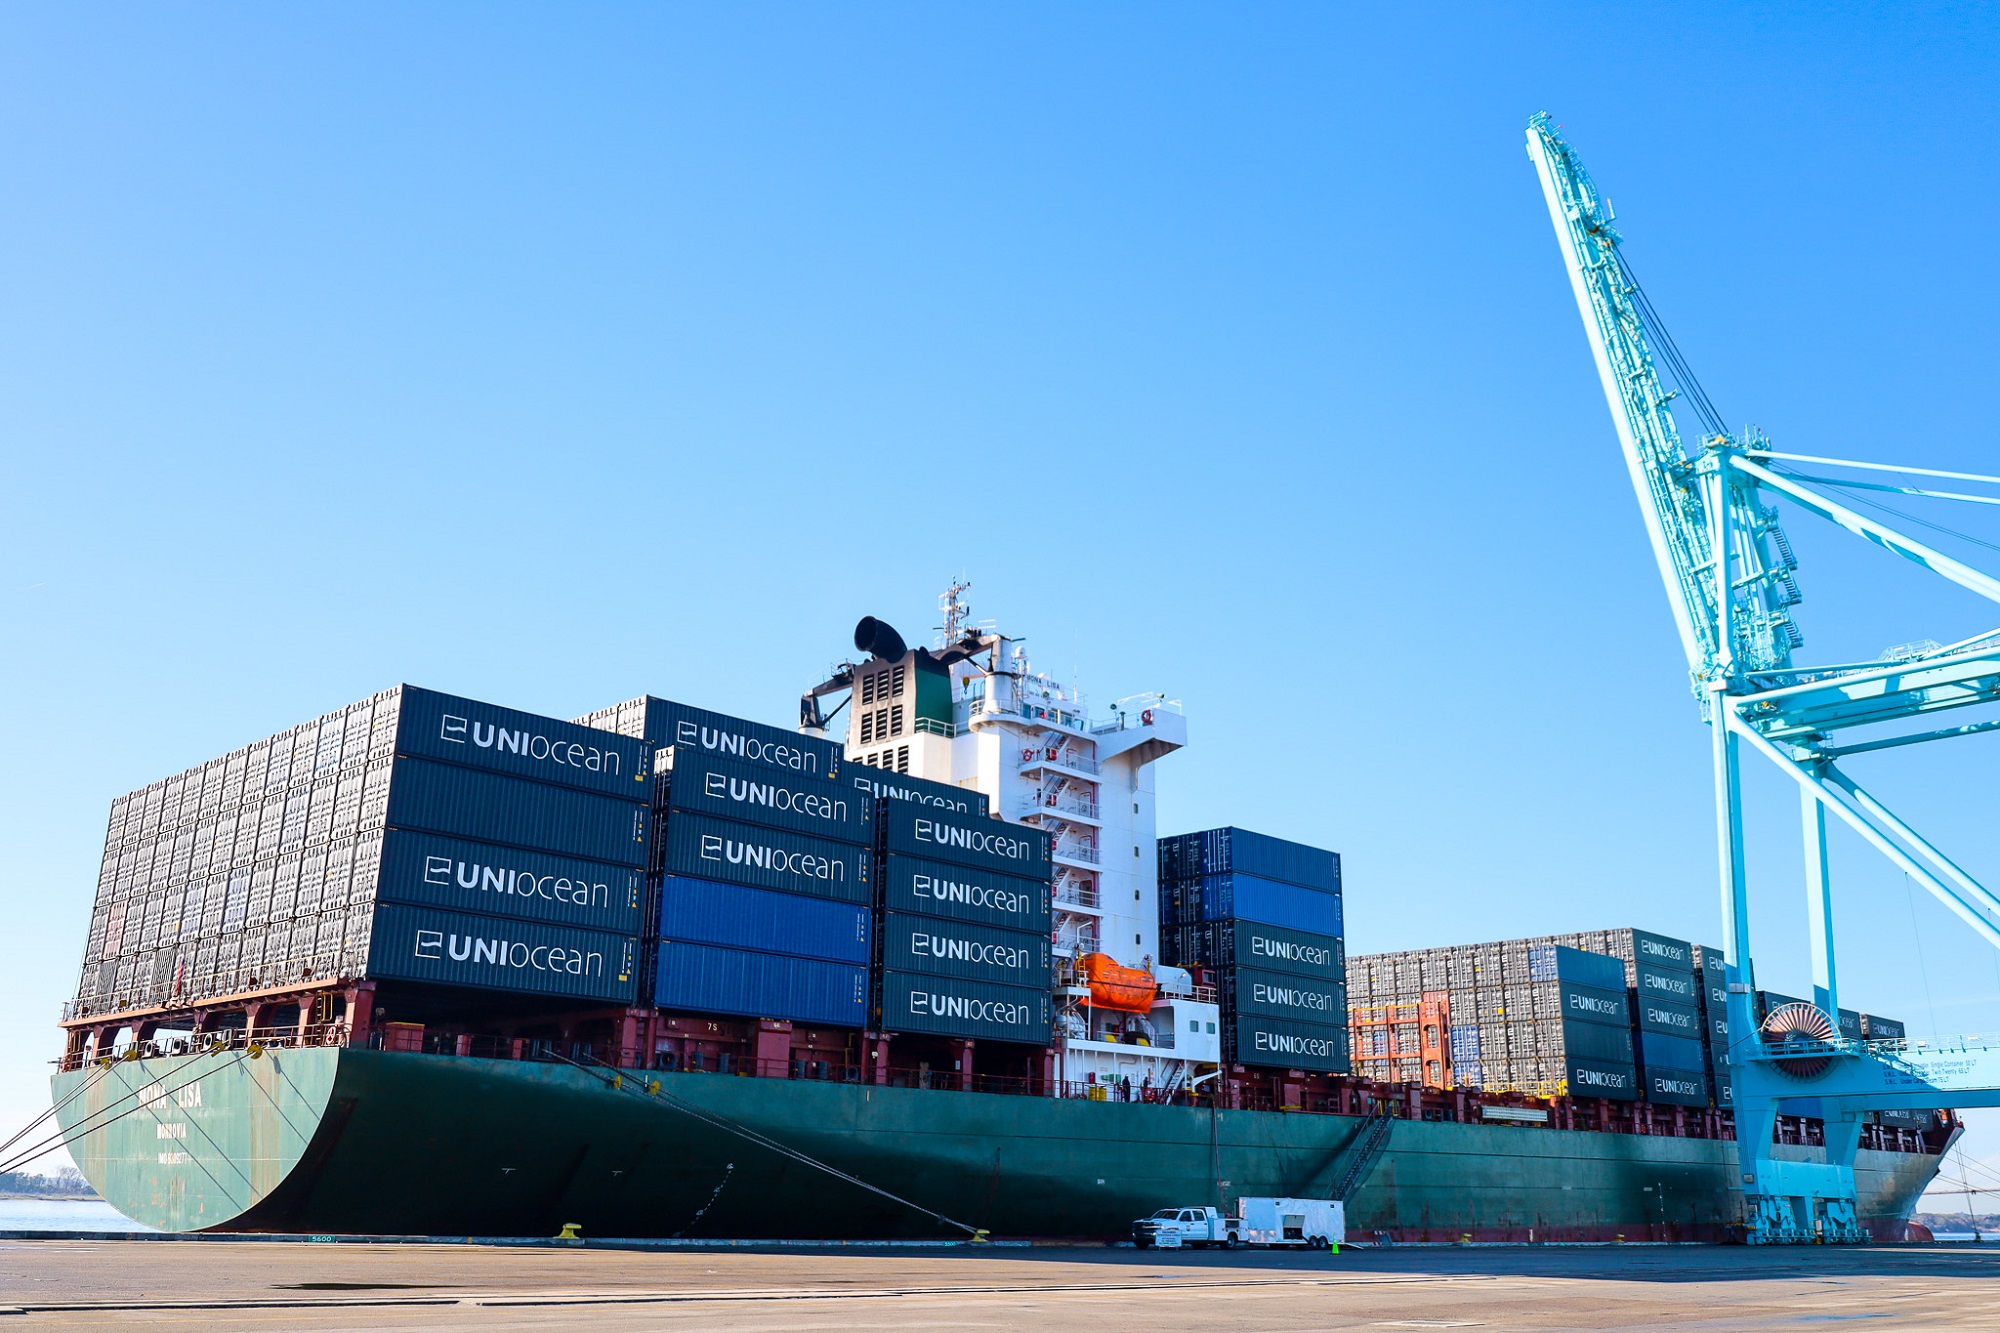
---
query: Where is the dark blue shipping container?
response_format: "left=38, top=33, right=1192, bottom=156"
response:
left=1703, top=1008, right=1729, bottom=1045
left=1635, top=996, right=1702, bottom=1039
left=585, top=696, right=844, bottom=777
left=1161, top=827, right=1339, bottom=892
left=657, top=875, right=870, bottom=964
left=1567, top=1057, right=1639, bottom=1101
left=843, top=765, right=987, bottom=817
left=1861, top=1014, right=1906, bottom=1040
left=879, top=911, right=1050, bottom=988
left=1638, top=1029, right=1706, bottom=1072
left=1545, top=945, right=1628, bottom=992
left=375, top=828, right=643, bottom=934
left=653, top=940, right=868, bottom=1026
left=1624, top=929, right=1695, bottom=974
left=396, top=686, right=653, bottom=799
left=880, top=855, right=1051, bottom=935
left=878, top=972, right=1051, bottom=1044
left=1644, top=1064, right=1708, bottom=1107
left=1838, top=1008, right=1862, bottom=1041
left=1634, top=962, right=1700, bottom=1006
left=385, top=757, right=648, bottom=868
left=1755, top=990, right=1811, bottom=1023
left=1560, top=980, right=1632, bottom=1029
left=656, top=811, right=871, bottom=905
left=367, top=902, right=638, bottom=1003
left=1162, top=873, right=1342, bottom=936
left=1560, top=1017, right=1635, bottom=1064
left=1223, top=1015, right=1350, bottom=1073
left=1162, top=919, right=1345, bottom=982
left=661, top=750, right=870, bottom=846
left=1699, top=969, right=1728, bottom=1013
left=1218, top=967, right=1346, bottom=1024
left=880, top=803, right=1051, bottom=881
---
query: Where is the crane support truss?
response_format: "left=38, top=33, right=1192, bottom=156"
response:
left=1528, top=112, right=2000, bottom=1244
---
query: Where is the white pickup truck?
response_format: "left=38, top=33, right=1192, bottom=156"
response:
left=1131, top=1206, right=1243, bottom=1249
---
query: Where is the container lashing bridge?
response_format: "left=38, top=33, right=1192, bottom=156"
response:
left=1527, top=112, right=2000, bottom=1244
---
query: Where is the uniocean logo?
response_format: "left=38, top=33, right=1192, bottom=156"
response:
left=413, top=928, right=608, bottom=977
left=1573, top=1066, right=1631, bottom=1089
left=702, top=771, right=849, bottom=823
left=674, top=719, right=823, bottom=774
left=697, top=833, right=847, bottom=883
left=913, top=818, right=1036, bottom=863
left=1252, top=1031, right=1342, bottom=1058
left=439, top=714, right=622, bottom=777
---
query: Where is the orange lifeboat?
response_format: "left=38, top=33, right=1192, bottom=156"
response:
left=1077, top=953, right=1157, bottom=1013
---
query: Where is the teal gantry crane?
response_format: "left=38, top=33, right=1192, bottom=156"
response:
left=1527, top=112, right=2000, bottom=1244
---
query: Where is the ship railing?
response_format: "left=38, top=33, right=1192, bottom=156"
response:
left=56, top=1020, right=352, bottom=1070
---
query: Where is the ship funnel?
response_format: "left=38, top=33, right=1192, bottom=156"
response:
left=854, top=616, right=907, bottom=661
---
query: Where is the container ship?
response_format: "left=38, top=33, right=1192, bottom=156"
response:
left=50, top=588, right=1952, bottom=1241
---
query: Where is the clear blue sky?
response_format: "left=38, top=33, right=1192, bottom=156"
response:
left=4, top=5, right=1999, bottom=1207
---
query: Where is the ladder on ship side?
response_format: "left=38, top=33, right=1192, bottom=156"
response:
left=1329, top=1109, right=1396, bottom=1202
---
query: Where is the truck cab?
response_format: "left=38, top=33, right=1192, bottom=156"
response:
left=1131, top=1205, right=1242, bottom=1249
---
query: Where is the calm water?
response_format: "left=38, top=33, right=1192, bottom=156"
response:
left=0, top=1199, right=153, bottom=1232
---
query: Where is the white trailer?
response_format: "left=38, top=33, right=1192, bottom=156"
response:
left=1236, top=1196, right=1343, bottom=1249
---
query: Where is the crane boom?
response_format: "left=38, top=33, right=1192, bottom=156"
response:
left=1525, top=113, right=1802, bottom=684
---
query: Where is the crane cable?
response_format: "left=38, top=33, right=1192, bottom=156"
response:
left=548, top=1052, right=985, bottom=1239
left=1615, top=250, right=1726, bottom=439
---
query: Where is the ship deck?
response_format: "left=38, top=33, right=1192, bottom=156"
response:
left=1, top=1237, right=1996, bottom=1330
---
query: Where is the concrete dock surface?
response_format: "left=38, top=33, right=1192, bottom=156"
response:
left=1, top=1240, right=1997, bottom=1330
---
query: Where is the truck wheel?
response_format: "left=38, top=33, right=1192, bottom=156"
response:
left=1225, top=1233, right=1242, bottom=1250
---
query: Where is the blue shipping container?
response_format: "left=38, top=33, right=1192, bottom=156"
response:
left=1635, top=962, right=1699, bottom=1006
left=1560, top=1018, right=1635, bottom=1064
left=396, top=686, right=653, bottom=799
left=880, top=856, right=1052, bottom=935
left=1164, top=873, right=1342, bottom=936
left=1638, top=1029, right=1706, bottom=1072
left=880, top=803, right=1051, bottom=880
left=1623, top=929, right=1695, bottom=974
left=1544, top=945, right=1627, bottom=992
left=1567, top=1057, right=1639, bottom=1101
left=1218, top=967, right=1346, bottom=1024
left=656, top=875, right=870, bottom=964
left=1635, top=996, right=1702, bottom=1039
left=367, top=902, right=639, bottom=1004
left=385, top=757, right=649, bottom=868
left=879, top=911, right=1050, bottom=988
left=653, top=940, right=868, bottom=1026
left=1164, top=827, right=1340, bottom=892
left=656, top=810, right=871, bottom=905
left=1645, top=1065, right=1708, bottom=1107
left=1560, top=981, right=1632, bottom=1029
left=878, top=972, right=1052, bottom=1044
left=662, top=750, right=870, bottom=847
left=375, top=828, right=643, bottom=934
left=1224, top=1015, right=1350, bottom=1073
left=586, top=696, right=844, bottom=777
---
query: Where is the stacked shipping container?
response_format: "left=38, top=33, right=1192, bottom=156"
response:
left=874, top=803, right=1054, bottom=1043
left=1158, top=828, right=1349, bottom=1074
left=1348, top=939, right=1638, bottom=1098
left=72, top=686, right=653, bottom=1019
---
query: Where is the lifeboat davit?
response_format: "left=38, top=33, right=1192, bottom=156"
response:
left=1077, top=953, right=1158, bottom=1013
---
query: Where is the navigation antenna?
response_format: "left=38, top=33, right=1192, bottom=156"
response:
left=938, top=577, right=972, bottom=646
left=1529, top=111, right=2000, bottom=1246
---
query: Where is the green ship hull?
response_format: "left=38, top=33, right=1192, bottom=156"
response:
left=53, top=1049, right=1943, bottom=1242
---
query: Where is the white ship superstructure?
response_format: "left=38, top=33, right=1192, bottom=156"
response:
left=804, top=582, right=1217, bottom=1096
